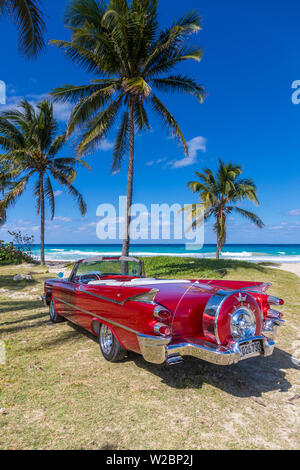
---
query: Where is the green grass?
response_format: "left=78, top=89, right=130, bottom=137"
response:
left=0, top=258, right=299, bottom=450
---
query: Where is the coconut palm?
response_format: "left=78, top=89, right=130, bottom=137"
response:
left=0, top=99, right=89, bottom=264
left=0, top=0, right=46, bottom=58
left=50, top=0, right=205, bottom=258
left=184, top=159, right=264, bottom=259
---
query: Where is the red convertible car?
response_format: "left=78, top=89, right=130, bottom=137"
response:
left=43, top=256, right=284, bottom=366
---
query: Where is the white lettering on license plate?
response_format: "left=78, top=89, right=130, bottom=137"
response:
left=240, top=341, right=262, bottom=358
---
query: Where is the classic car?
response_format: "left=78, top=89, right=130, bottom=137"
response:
left=42, top=256, right=285, bottom=366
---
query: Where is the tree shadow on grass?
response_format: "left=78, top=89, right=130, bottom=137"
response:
left=0, top=318, right=50, bottom=334
left=0, top=274, right=39, bottom=291
left=130, top=347, right=299, bottom=398
left=0, top=300, right=44, bottom=314
left=25, top=329, right=82, bottom=352
left=0, top=311, right=47, bottom=327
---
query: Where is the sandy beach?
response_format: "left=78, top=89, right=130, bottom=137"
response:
left=273, top=263, right=300, bottom=278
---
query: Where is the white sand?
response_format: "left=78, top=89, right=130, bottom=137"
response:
left=272, top=263, right=300, bottom=278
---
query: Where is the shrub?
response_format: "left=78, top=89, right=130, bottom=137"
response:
left=0, top=231, right=35, bottom=265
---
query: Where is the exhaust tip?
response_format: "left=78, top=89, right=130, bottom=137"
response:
left=167, top=354, right=183, bottom=365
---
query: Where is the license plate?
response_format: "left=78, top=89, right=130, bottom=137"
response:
left=240, top=340, right=263, bottom=359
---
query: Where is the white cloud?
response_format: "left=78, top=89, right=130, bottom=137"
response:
left=172, top=136, right=207, bottom=168
left=76, top=221, right=97, bottom=232
left=146, top=161, right=154, bottom=166
left=266, top=225, right=284, bottom=230
left=54, top=216, right=72, bottom=223
left=99, top=139, right=114, bottom=151
left=54, top=190, right=63, bottom=197
left=288, top=209, right=300, bottom=216
left=160, top=136, right=207, bottom=169
left=1, top=93, right=73, bottom=122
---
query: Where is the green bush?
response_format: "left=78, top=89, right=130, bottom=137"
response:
left=0, top=240, right=35, bottom=265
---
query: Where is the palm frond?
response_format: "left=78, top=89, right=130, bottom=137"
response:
left=3, top=0, right=46, bottom=58
left=231, top=207, right=264, bottom=229
left=112, top=111, right=129, bottom=172
left=133, top=98, right=150, bottom=132
left=77, top=94, right=123, bottom=155
left=152, top=75, right=205, bottom=102
left=44, top=174, right=55, bottom=220
left=50, top=168, right=87, bottom=216
left=151, top=93, right=188, bottom=154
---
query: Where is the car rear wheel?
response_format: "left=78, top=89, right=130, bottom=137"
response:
left=99, top=324, right=126, bottom=362
left=49, top=298, right=64, bottom=323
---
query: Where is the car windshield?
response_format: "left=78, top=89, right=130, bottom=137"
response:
left=72, top=258, right=144, bottom=283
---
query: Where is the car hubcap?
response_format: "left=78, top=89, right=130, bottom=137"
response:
left=50, top=302, right=55, bottom=320
left=100, top=325, right=113, bottom=355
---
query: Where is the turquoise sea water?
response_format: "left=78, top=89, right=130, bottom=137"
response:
left=29, top=244, right=300, bottom=263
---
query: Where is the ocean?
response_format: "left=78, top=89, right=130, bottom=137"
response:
left=29, top=244, right=300, bottom=263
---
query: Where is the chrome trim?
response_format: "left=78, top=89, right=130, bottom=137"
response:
left=266, top=309, right=284, bottom=322
left=267, top=295, right=283, bottom=306
left=78, top=285, right=158, bottom=306
left=78, top=285, right=124, bottom=305
left=166, top=336, right=275, bottom=366
left=136, top=331, right=275, bottom=365
left=203, top=290, right=235, bottom=344
left=241, top=283, right=272, bottom=293
left=263, top=316, right=285, bottom=340
left=137, top=334, right=171, bottom=364
left=154, top=322, right=170, bottom=336
left=130, top=289, right=159, bottom=304
left=167, top=354, right=184, bottom=365
left=203, top=289, right=262, bottom=345
left=99, top=324, right=113, bottom=354
left=53, top=296, right=141, bottom=335
left=153, top=305, right=172, bottom=320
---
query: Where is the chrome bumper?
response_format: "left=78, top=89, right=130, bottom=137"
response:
left=262, top=318, right=285, bottom=341
left=137, top=334, right=275, bottom=366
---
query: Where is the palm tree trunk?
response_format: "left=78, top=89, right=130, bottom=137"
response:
left=40, top=173, right=45, bottom=265
left=216, top=236, right=220, bottom=259
left=122, top=98, right=135, bottom=260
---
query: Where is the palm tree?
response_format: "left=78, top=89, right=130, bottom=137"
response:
left=0, top=0, right=46, bottom=58
left=184, top=159, right=264, bottom=259
left=0, top=99, right=89, bottom=264
left=50, top=0, right=205, bottom=258
left=0, top=162, right=19, bottom=224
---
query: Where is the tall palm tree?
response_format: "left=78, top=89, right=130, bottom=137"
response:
left=184, top=159, right=264, bottom=259
left=0, top=0, right=46, bottom=58
left=50, top=0, right=205, bottom=258
left=0, top=99, right=89, bottom=264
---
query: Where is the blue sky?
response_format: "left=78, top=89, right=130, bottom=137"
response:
left=0, top=0, right=300, bottom=245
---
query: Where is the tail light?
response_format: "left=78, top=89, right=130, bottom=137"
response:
left=153, top=306, right=172, bottom=324
left=268, top=296, right=284, bottom=306
left=266, top=309, right=283, bottom=321
left=151, top=305, right=172, bottom=337
left=153, top=322, right=171, bottom=337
